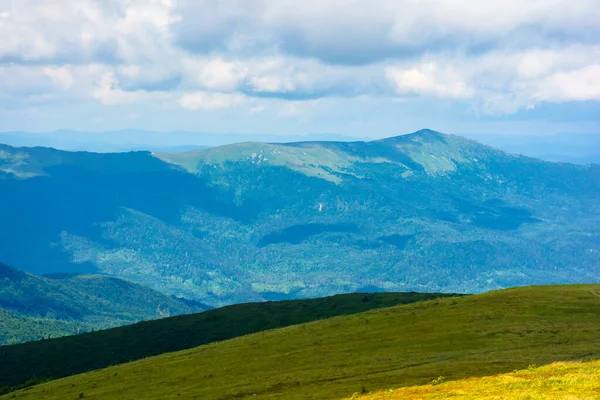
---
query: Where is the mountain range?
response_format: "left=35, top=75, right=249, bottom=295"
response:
left=0, top=262, right=208, bottom=345
left=2, top=130, right=599, bottom=164
left=1, top=129, right=599, bottom=306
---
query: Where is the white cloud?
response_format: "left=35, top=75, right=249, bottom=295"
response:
left=0, top=0, right=179, bottom=63
left=43, top=65, right=74, bottom=90
left=178, top=91, right=248, bottom=110
left=174, top=0, right=600, bottom=64
left=0, top=0, right=598, bottom=120
left=384, top=45, right=600, bottom=114
left=535, top=65, right=600, bottom=102
left=183, top=57, right=247, bottom=91
left=386, top=63, right=474, bottom=99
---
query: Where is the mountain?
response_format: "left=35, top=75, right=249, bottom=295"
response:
left=0, top=291, right=455, bottom=389
left=1, top=129, right=599, bottom=306
left=0, top=262, right=209, bottom=345
left=3, top=284, right=599, bottom=400
left=0, top=130, right=366, bottom=152
left=464, top=132, right=600, bottom=165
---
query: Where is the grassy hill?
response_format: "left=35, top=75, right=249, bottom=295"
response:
left=0, top=262, right=209, bottom=345
left=349, top=360, right=600, bottom=399
left=3, top=284, right=599, bottom=400
left=0, top=291, right=452, bottom=389
left=1, top=130, right=599, bottom=305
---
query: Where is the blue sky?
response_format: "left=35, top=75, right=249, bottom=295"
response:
left=0, top=0, right=599, bottom=138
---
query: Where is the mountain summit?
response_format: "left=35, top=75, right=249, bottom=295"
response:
left=1, top=131, right=599, bottom=306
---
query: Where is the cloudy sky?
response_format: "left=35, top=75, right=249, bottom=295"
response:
left=1, top=0, right=599, bottom=138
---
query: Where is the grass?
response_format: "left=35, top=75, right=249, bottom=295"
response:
left=348, top=360, right=600, bottom=399
left=2, top=284, right=600, bottom=400
left=0, top=292, right=450, bottom=388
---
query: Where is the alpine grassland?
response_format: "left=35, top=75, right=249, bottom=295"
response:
left=2, top=284, right=599, bottom=400
left=348, top=360, right=600, bottom=399
left=0, top=291, right=451, bottom=388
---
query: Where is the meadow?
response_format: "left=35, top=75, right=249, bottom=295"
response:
left=3, top=284, right=599, bottom=400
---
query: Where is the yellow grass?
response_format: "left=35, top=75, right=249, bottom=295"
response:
left=348, top=360, right=600, bottom=400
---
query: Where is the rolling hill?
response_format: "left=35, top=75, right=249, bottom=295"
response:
left=1, top=129, right=599, bottom=306
left=2, top=284, right=599, bottom=400
left=0, top=262, right=209, bottom=345
left=0, top=291, right=454, bottom=389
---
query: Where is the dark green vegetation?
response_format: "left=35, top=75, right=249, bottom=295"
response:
left=0, top=291, right=452, bottom=389
left=0, top=262, right=208, bottom=345
left=1, top=130, right=599, bottom=306
left=3, top=285, right=600, bottom=400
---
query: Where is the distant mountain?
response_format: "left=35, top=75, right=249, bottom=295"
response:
left=0, top=129, right=599, bottom=306
left=0, top=130, right=365, bottom=153
left=464, top=132, right=600, bottom=164
left=0, top=262, right=209, bottom=345
left=0, top=291, right=455, bottom=389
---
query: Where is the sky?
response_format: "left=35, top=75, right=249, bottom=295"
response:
left=1, top=0, right=599, bottom=139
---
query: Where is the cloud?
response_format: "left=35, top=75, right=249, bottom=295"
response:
left=183, top=57, right=248, bottom=91
left=92, top=71, right=172, bottom=105
left=0, top=0, right=598, bottom=125
left=385, top=63, right=474, bottom=99
left=0, top=0, right=179, bottom=64
left=178, top=91, right=248, bottom=110
left=534, top=65, right=600, bottom=102
left=43, top=65, right=74, bottom=90
left=173, top=0, right=600, bottom=65
left=384, top=45, right=600, bottom=114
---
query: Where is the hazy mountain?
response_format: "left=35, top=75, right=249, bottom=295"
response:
left=464, top=132, right=600, bottom=164
left=0, top=262, right=209, bottom=345
left=2, top=130, right=598, bottom=164
left=0, top=130, right=366, bottom=153
left=0, top=129, right=599, bottom=306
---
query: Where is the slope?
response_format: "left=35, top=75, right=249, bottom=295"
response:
left=349, top=360, right=600, bottom=400
left=3, top=284, right=600, bottom=400
left=0, top=291, right=453, bottom=388
left=0, top=262, right=209, bottom=345
left=1, top=130, right=599, bottom=305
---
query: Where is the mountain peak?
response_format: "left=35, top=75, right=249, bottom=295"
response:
left=376, top=129, right=447, bottom=144
left=409, top=128, right=445, bottom=137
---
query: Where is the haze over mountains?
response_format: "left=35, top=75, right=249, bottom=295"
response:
left=1, top=129, right=599, bottom=306
left=1, top=130, right=598, bottom=164
left=0, top=131, right=366, bottom=154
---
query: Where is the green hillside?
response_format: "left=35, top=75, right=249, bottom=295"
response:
left=0, top=291, right=452, bottom=389
left=1, top=130, right=599, bottom=305
left=3, top=285, right=599, bottom=400
left=0, top=262, right=208, bottom=345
